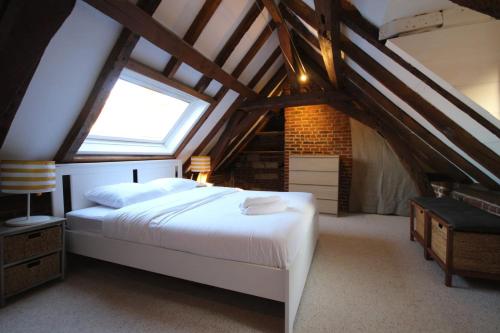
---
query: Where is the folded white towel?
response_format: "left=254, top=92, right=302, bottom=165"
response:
left=240, top=200, right=287, bottom=215
left=242, top=195, right=282, bottom=208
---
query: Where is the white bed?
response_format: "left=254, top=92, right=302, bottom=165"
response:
left=52, top=160, right=318, bottom=333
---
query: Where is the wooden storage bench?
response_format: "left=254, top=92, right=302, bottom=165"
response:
left=410, top=197, right=500, bottom=286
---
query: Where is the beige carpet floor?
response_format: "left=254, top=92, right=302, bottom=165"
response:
left=1, top=214, right=499, bottom=333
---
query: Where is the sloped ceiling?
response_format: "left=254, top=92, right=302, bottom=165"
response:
left=0, top=1, right=122, bottom=159
left=0, top=0, right=282, bottom=161
left=209, top=0, right=498, bottom=192
left=1, top=0, right=498, bottom=192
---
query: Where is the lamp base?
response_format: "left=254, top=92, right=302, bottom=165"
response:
left=196, top=172, right=209, bottom=183
left=4, top=215, right=51, bottom=227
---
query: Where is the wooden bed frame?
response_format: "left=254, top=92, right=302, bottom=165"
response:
left=51, top=160, right=318, bottom=333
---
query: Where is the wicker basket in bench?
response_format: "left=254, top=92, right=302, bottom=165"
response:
left=4, top=252, right=61, bottom=297
left=426, top=210, right=500, bottom=286
left=410, top=197, right=500, bottom=286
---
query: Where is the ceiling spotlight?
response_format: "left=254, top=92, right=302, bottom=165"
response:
left=299, top=73, right=308, bottom=83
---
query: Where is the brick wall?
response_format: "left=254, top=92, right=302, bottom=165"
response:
left=284, top=104, right=352, bottom=211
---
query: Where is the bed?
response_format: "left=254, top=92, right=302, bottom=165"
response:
left=52, top=160, right=318, bottom=333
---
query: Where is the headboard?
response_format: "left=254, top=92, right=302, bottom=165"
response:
left=51, top=160, right=182, bottom=217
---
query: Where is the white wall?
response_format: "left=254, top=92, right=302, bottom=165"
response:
left=387, top=21, right=500, bottom=121
left=0, top=1, right=121, bottom=160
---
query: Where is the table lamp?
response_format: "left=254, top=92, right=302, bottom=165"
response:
left=191, top=156, right=211, bottom=184
left=0, top=160, right=56, bottom=226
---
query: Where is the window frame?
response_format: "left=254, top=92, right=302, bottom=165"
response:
left=77, top=68, right=209, bottom=156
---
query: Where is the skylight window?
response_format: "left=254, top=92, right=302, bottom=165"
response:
left=78, top=69, right=209, bottom=156
left=88, top=79, right=188, bottom=142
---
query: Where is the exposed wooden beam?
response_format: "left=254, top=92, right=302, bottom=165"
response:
left=217, top=113, right=272, bottom=171
left=343, top=66, right=499, bottom=188
left=281, top=0, right=317, bottom=28
left=55, top=0, right=161, bottom=162
left=209, top=111, right=247, bottom=170
left=233, top=20, right=277, bottom=79
left=362, top=107, right=435, bottom=196
left=260, top=65, right=287, bottom=97
left=292, top=31, right=324, bottom=71
left=297, top=42, right=331, bottom=90
left=379, top=11, right=443, bottom=40
left=345, top=70, right=471, bottom=182
left=175, top=20, right=277, bottom=159
left=174, top=95, right=227, bottom=160
left=127, top=59, right=215, bottom=104
left=287, top=0, right=499, bottom=146
left=211, top=77, right=286, bottom=173
left=83, top=0, right=257, bottom=98
left=449, top=0, right=500, bottom=19
left=247, top=47, right=282, bottom=90
left=340, top=8, right=500, bottom=138
left=280, top=2, right=320, bottom=50
left=262, top=0, right=296, bottom=80
left=293, top=28, right=485, bottom=187
left=213, top=110, right=269, bottom=172
left=289, top=19, right=461, bottom=192
left=379, top=7, right=492, bottom=40
left=327, top=99, right=434, bottom=196
left=0, top=0, right=76, bottom=148
left=162, top=0, right=222, bottom=78
left=341, top=38, right=500, bottom=181
left=186, top=66, right=287, bottom=169
left=181, top=95, right=246, bottom=173
left=293, top=36, right=436, bottom=193
left=193, top=0, right=265, bottom=93
left=240, top=91, right=351, bottom=111
left=291, top=30, right=331, bottom=90
left=314, top=0, right=342, bottom=88
left=286, top=11, right=336, bottom=92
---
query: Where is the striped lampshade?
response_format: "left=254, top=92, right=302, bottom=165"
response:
left=0, top=160, right=56, bottom=194
left=191, top=156, right=211, bottom=173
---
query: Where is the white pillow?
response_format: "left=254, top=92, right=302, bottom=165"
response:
left=85, top=183, right=168, bottom=208
left=146, top=178, right=199, bottom=193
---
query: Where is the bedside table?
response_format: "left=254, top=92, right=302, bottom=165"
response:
left=0, top=217, right=66, bottom=306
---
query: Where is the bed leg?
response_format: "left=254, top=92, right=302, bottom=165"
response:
left=285, top=300, right=293, bottom=333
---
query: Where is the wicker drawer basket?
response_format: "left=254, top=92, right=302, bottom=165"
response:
left=4, top=253, right=60, bottom=296
left=428, top=213, right=500, bottom=286
left=430, top=218, right=448, bottom=262
left=414, top=204, right=426, bottom=240
left=3, top=226, right=61, bottom=264
left=430, top=216, right=500, bottom=273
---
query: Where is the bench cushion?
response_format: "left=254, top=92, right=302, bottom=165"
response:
left=411, top=197, right=500, bottom=234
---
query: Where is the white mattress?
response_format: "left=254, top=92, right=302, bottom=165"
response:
left=66, top=205, right=114, bottom=234
left=66, top=187, right=317, bottom=269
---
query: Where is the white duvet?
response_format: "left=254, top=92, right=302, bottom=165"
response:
left=102, top=186, right=317, bottom=268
